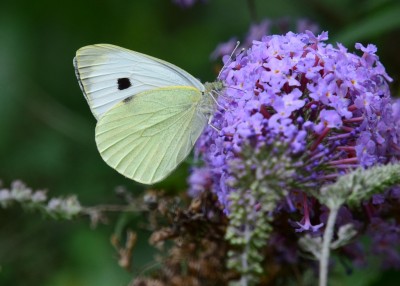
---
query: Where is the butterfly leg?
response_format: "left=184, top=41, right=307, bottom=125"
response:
left=209, top=91, right=227, bottom=111
left=207, top=115, right=221, bottom=133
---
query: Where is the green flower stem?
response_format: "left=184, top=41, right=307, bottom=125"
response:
left=319, top=205, right=339, bottom=286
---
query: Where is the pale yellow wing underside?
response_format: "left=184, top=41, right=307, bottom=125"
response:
left=95, top=86, right=207, bottom=184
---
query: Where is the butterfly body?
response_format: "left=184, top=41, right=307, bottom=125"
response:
left=74, top=44, right=222, bottom=184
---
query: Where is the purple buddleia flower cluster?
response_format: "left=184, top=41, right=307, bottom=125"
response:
left=189, top=31, right=400, bottom=268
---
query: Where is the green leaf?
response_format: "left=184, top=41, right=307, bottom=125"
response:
left=317, top=163, right=400, bottom=209
left=333, top=3, right=400, bottom=45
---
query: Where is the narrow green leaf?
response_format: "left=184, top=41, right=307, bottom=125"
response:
left=333, top=4, right=400, bottom=44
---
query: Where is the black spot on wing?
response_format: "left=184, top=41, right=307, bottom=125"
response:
left=118, top=78, right=132, bottom=90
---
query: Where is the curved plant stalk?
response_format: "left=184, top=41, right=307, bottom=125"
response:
left=319, top=205, right=339, bottom=286
left=314, top=163, right=400, bottom=286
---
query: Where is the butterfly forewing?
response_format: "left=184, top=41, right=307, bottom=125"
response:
left=74, top=44, right=204, bottom=119
left=95, top=86, right=207, bottom=184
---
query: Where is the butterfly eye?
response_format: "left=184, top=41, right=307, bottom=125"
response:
left=118, top=78, right=132, bottom=90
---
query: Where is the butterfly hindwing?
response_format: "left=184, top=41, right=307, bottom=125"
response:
left=95, top=86, right=207, bottom=184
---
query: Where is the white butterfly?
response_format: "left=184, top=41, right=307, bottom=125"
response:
left=74, top=44, right=223, bottom=184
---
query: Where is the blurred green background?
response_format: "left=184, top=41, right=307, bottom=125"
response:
left=1, top=0, right=400, bottom=285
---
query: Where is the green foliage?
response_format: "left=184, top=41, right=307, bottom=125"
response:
left=308, top=164, right=400, bottom=286
left=317, top=163, right=400, bottom=209
left=333, top=0, right=400, bottom=44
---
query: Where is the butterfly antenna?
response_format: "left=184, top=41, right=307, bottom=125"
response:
left=217, top=41, right=241, bottom=79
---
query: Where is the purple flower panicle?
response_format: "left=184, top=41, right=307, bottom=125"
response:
left=192, top=31, right=397, bottom=210
left=189, top=30, right=400, bottom=270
